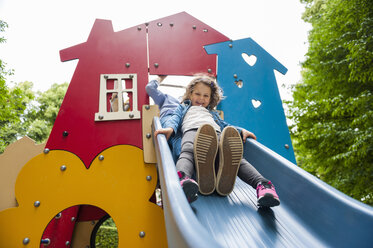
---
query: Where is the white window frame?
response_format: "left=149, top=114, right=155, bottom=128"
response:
left=95, top=74, right=140, bottom=121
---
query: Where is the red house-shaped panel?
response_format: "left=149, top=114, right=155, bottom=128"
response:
left=46, top=12, right=229, bottom=168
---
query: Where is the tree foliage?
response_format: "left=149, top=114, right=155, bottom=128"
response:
left=288, top=0, right=373, bottom=205
left=0, top=18, right=68, bottom=152
left=23, top=83, right=68, bottom=143
left=0, top=20, right=30, bottom=152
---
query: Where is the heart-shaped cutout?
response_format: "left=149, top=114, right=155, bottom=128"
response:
left=251, top=99, right=261, bottom=108
left=235, top=80, right=243, bottom=88
left=242, top=53, right=257, bottom=66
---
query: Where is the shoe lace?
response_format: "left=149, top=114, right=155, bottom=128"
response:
left=260, top=182, right=273, bottom=189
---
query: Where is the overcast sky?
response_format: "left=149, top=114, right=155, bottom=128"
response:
left=0, top=0, right=310, bottom=101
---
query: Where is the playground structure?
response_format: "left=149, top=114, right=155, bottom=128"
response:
left=0, top=12, right=372, bottom=247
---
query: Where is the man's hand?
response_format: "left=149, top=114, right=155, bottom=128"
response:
left=154, top=127, right=174, bottom=140
left=241, top=129, right=256, bottom=143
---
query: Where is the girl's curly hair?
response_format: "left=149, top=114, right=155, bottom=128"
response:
left=181, top=75, right=223, bottom=109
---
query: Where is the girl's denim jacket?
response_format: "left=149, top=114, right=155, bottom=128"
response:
left=164, top=100, right=243, bottom=157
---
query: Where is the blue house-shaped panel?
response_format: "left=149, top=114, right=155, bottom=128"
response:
left=205, top=38, right=296, bottom=163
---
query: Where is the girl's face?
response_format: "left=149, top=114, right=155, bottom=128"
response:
left=190, top=82, right=211, bottom=108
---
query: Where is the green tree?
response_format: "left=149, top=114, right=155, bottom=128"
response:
left=288, top=0, right=373, bottom=205
left=0, top=20, right=34, bottom=152
left=24, top=83, right=68, bottom=143
left=0, top=19, right=68, bottom=152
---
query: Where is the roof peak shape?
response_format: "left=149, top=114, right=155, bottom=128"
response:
left=147, top=11, right=230, bottom=76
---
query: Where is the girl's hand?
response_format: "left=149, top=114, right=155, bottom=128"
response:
left=158, top=75, right=167, bottom=83
left=154, top=127, right=174, bottom=140
left=241, top=129, right=256, bottom=142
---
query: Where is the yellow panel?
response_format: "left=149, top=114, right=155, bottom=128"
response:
left=0, top=145, right=167, bottom=247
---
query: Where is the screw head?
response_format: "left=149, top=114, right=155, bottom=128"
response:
left=233, top=74, right=238, bottom=78
left=71, top=217, right=76, bottom=222
left=145, top=105, right=150, bottom=110
left=60, top=165, right=67, bottom=171
left=129, top=113, right=134, bottom=118
left=55, top=212, right=62, bottom=219
left=229, top=44, right=233, bottom=48
left=98, top=115, right=104, bottom=120
left=104, top=75, right=108, bottom=79
left=192, top=25, right=196, bottom=29
left=146, top=133, right=151, bottom=139
left=154, top=63, right=159, bottom=68
left=137, top=26, right=142, bottom=31
left=23, top=238, right=30, bottom=245
left=98, top=155, right=104, bottom=161
left=207, top=68, right=212, bottom=73
left=170, top=23, right=174, bottom=27
left=284, top=144, right=290, bottom=149
left=139, top=231, right=145, bottom=238
left=125, top=63, right=130, bottom=68
left=146, top=175, right=152, bottom=181
left=65, top=241, right=70, bottom=246
left=63, top=131, right=69, bottom=137
left=34, top=201, right=41, bottom=207
left=43, top=148, right=50, bottom=154
left=41, top=238, right=51, bottom=245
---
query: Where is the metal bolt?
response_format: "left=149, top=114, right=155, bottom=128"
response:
left=229, top=44, right=233, bottom=48
left=139, top=231, right=145, bottom=238
left=71, top=217, right=76, bottom=222
left=60, top=165, right=67, bottom=171
left=146, top=175, right=152, bottom=181
left=125, top=63, right=130, bottom=68
left=63, top=131, right=69, bottom=137
left=285, top=144, right=290, bottom=149
left=146, top=133, right=151, bottom=139
left=145, top=105, right=150, bottom=110
left=65, top=241, right=70, bottom=246
left=233, top=74, right=238, bottom=78
left=43, top=148, right=50, bottom=154
left=192, top=25, right=196, bottom=29
left=23, top=238, right=30, bottom=245
left=137, top=26, right=141, bottom=31
left=55, top=213, right=62, bottom=219
left=129, top=113, right=134, bottom=118
left=154, top=63, right=159, bottom=68
left=34, top=201, right=41, bottom=207
left=207, top=68, right=212, bottom=73
left=170, top=23, right=174, bottom=27
left=203, top=28, right=208, bottom=32
left=98, top=115, right=104, bottom=120
left=104, top=75, right=108, bottom=79
left=98, top=155, right=104, bottom=161
left=41, top=238, right=50, bottom=245
left=129, top=74, right=134, bottom=79
left=157, top=22, right=162, bottom=27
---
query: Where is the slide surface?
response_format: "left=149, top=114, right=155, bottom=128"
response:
left=153, top=117, right=373, bottom=248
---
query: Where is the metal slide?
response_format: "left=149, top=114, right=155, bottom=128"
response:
left=153, top=117, right=373, bottom=248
